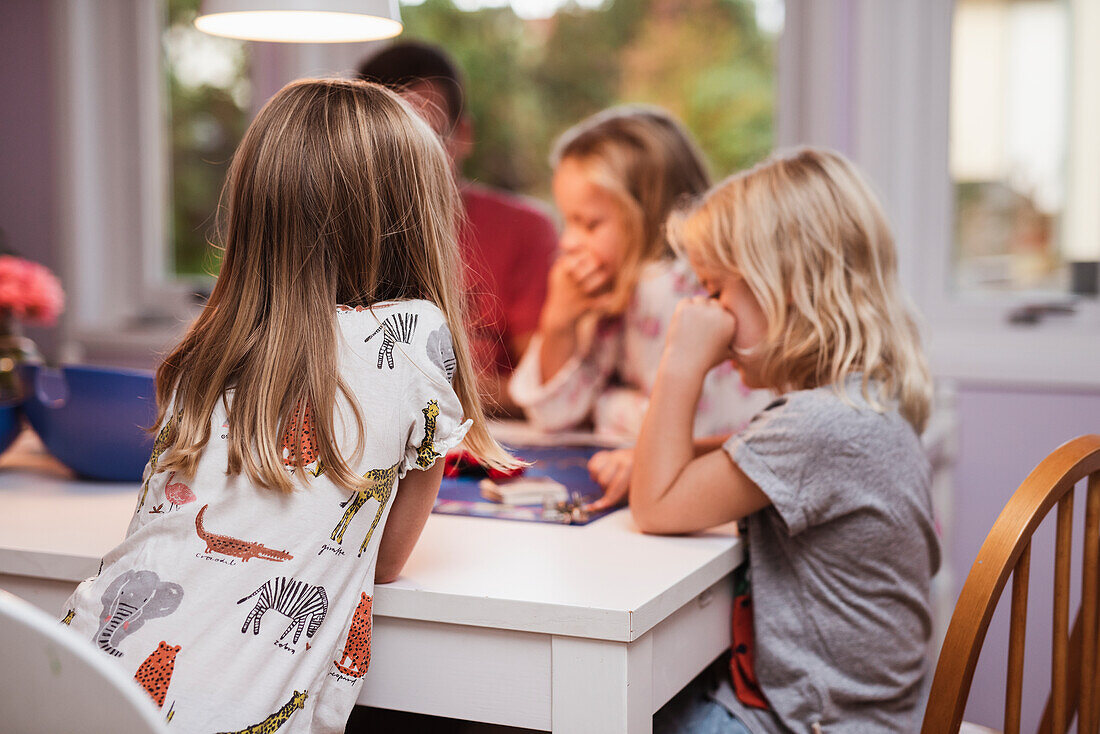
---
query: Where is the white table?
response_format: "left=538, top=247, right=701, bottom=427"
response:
left=0, top=447, right=741, bottom=734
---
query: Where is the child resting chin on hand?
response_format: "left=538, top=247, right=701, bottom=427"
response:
left=509, top=107, right=772, bottom=509
left=636, top=148, right=941, bottom=734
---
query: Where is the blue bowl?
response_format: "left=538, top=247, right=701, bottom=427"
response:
left=22, top=365, right=157, bottom=482
left=0, top=403, right=20, bottom=456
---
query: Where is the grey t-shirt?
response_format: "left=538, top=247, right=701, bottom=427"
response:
left=712, top=378, right=940, bottom=733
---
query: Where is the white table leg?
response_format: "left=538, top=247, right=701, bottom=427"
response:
left=551, top=633, right=653, bottom=734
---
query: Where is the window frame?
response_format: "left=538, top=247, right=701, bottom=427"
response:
left=58, top=0, right=1093, bottom=387
left=51, top=0, right=380, bottom=364
left=778, top=0, right=1100, bottom=390
left=53, top=0, right=186, bottom=363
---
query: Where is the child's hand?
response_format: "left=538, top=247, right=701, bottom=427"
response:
left=666, top=296, right=738, bottom=376
left=586, top=448, right=634, bottom=511
left=562, top=250, right=614, bottom=298
left=540, top=254, right=615, bottom=334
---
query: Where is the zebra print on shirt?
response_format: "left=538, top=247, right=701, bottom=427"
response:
left=237, top=577, right=329, bottom=645
left=365, top=313, right=418, bottom=370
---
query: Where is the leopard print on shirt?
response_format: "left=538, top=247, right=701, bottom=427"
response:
left=133, top=641, right=180, bottom=708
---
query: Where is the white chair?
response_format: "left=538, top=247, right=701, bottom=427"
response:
left=0, top=588, right=167, bottom=734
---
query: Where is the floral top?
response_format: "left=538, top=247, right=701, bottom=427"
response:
left=509, top=259, right=773, bottom=440
left=61, top=300, right=470, bottom=734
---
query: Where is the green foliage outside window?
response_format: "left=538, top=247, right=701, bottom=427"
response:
left=165, top=0, right=249, bottom=278
left=400, top=0, right=777, bottom=198
left=165, top=0, right=776, bottom=276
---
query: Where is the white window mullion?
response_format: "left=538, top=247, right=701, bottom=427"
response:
left=136, top=0, right=170, bottom=297
left=778, top=0, right=1100, bottom=389
left=1064, top=0, right=1100, bottom=267
left=54, top=0, right=118, bottom=332
left=53, top=0, right=184, bottom=364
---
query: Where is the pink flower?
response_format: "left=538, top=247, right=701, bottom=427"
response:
left=0, top=255, right=64, bottom=325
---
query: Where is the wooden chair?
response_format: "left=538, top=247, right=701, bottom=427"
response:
left=0, top=588, right=167, bottom=734
left=922, top=434, right=1100, bottom=734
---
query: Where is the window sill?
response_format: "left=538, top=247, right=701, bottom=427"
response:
left=926, top=323, right=1100, bottom=392
left=64, top=319, right=190, bottom=371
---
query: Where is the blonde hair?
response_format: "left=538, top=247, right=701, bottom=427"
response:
left=552, top=106, right=710, bottom=311
left=155, top=78, right=514, bottom=493
left=669, top=147, right=932, bottom=433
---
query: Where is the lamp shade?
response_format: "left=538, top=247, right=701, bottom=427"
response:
left=195, top=0, right=402, bottom=43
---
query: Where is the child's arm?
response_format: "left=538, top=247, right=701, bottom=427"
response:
left=630, top=299, right=770, bottom=535
left=585, top=433, right=734, bottom=511
left=692, top=433, right=734, bottom=456
left=375, top=462, right=445, bottom=584
left=509, top=258, right=620, bottom=432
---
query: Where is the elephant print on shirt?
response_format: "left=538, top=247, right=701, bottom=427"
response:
left=94, top=570, right=183, bottom=657
left=425, top=324, right=456, bottom=382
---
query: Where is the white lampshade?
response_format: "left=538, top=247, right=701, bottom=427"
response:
left=195, top=0, right=402, bottom=43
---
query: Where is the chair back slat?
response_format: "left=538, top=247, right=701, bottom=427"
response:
left=1038, top=609, right=1084, bottom=734
left=1053, top=494, right=1074, bottom=733
left=1005, top=542, right=1030, bottom=734
left=921, top=435, right=1100, bottom=734
left=1091, top=619, right=1100, bottom=734
left=1081, top=475, right=1100, bottom=734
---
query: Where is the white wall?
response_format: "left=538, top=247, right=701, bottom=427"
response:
left=0, top=0, right=60, bottom=357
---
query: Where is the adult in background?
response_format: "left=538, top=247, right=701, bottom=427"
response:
left=358, top=41, right=558, bottom=416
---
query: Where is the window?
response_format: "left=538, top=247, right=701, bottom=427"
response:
left=162, top=0, right=782, bottom=282
left=54, top=0, right=782, bottom=366
left=950, top=0, right=1098, bottom=300
left=776, top=0, right=1098, bottom=387
left=393, top=0, right=781, bottom=197
left=163, top=0, right=250, bottom=280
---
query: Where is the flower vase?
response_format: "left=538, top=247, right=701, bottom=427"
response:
left=0, top=313, right=42, bottom=404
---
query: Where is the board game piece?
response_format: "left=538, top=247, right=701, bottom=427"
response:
left=480, top=476, right=569, bottom=506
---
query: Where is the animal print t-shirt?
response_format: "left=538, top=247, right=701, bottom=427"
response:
left=61, top=300, right=470, bottom=734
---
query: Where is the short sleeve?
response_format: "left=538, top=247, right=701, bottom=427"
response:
left=399, top=305, right=473, bottom=477
left=507, top=322, right=621, bottom=432
left=721, top=393, right=858, bottom=536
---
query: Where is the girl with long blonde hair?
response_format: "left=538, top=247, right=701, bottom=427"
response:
left=509, top=106, right=771, bottom=508
left=62, top=78, right=512, bottom=734
left=635, top=148, right=939, bottom=733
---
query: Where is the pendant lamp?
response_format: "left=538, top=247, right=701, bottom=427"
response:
left=195, top=0, right=402, bottom=43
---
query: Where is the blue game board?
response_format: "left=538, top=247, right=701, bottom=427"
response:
left=432, top=445, right=615, bottom=526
